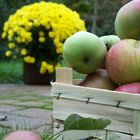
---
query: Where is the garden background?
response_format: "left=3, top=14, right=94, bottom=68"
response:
left=0, top=0, right=130, bottom=83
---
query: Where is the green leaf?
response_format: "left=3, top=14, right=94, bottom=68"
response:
left=64, top=114, right=111, bottom=131
left=94, top=118, right=111, bottom=129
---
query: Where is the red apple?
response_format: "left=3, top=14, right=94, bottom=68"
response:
left=115, top=0, right=140, bottom=39
left=115, top=82, right=140, bottom=94
left=105, top=39, right=140, bottom=84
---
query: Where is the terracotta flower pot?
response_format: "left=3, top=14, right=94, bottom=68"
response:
left=23, top=62, right=55, bottom=85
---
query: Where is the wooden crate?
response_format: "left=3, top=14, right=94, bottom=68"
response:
left=51, top=68, right=140, bottom=140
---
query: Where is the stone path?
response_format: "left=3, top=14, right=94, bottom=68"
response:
left=0, top=84, right=52, bottom=135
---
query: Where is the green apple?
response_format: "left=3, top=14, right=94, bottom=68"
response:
left=100, top=35, right=120, bottom=50
left=63, top=31, right=107, bottom=74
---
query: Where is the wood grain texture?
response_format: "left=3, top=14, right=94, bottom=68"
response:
left=56, top=67, right=73, bottom=84
left=134, top=111, right=140, bottom=137
left=62, top=130, right=140, bottom=140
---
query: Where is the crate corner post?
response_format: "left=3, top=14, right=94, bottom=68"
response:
left=134, top=110, right=140, bottom=137
left=56, top=67, right=73, bottom=84
left=52, top=67, right=73, bottom=140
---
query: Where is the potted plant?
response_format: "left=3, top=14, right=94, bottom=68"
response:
left=1, top=1, right=86, bottom=85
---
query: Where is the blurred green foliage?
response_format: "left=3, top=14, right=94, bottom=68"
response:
left=0, top=0, right=130, bottom=59
left=94, top=0, right=131, bottom=36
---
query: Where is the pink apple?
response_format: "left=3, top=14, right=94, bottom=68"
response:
left=115, top=0, right=140, bottom=39
left=105, top=39, right=140, bottom=84
left=4, top=130, right=41, bottom=140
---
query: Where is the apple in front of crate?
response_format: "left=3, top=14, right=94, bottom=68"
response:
left=4, top=130, right=41, bottom=140
left=63, top=31, right=107, bottom=74
left=100, top=35, right=120, bottom=51
left=115, top=82, right=140, bottom=94
left=115, top=0, right=140, bottom=39
left=106, top=39, right=140, bottom=84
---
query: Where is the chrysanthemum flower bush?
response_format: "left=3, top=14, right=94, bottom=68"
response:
left=2, top=2, right=86, bottom=74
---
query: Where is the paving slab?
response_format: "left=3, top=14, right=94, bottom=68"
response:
left=0, top=84, right=51, bottom=97
left=15, top=96, right=45, bottom=102
left=13, top=101, right=47, bottom=107
left=0, top=112, right=48, bottom=130
left=0, top=84, right=52, bottom=134
left=0, top=105, right=23, bottom=112
left=0, top=100, right=20, bottom=105
left=13, top=108, right=53, bottom=124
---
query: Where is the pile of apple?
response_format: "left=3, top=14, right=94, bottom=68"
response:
left=63, top=0, right=140, bottom=94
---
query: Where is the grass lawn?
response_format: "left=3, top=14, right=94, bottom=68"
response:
left=0, top=60, right=85, bottom=83
left=0, top=60, right=23, bottom=83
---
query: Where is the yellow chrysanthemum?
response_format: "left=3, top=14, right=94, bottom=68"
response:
left=38, top=37, right=46, bottom=43
left=47, top=64, right=54, bottom=73
left=56, top=47, right=63, bottom=54
left=8, top=42, right=15, bottom=49
left=40, top=61, right=54, bottom=74
left=24, top=56, right=35, bottom=63
left=5, top=50, right=12, bottom=57
left=1, top=32, right=6, bottom=39
left=21, top=48, right=27, bottom=55
left=49, top=31, right=55, bottom=38
left=2, top=1, right=85, bottom=46
left=39, top=31, right=45, bottom=36
left=40, top=61, right=48, bottom=74
left=2, top=2, right=86, bottom=74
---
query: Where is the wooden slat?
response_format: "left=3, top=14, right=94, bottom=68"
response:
left=52, top=82, right=140, bottom=110
left=63, top=130, right=106, bottom=140
left=53, top=98, right=133, bottom=122
left=53, top=98, right=133, bottom=134
left=106, top=131, right=140, bottom=140
left=63, top=130, right=140, bottom=140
